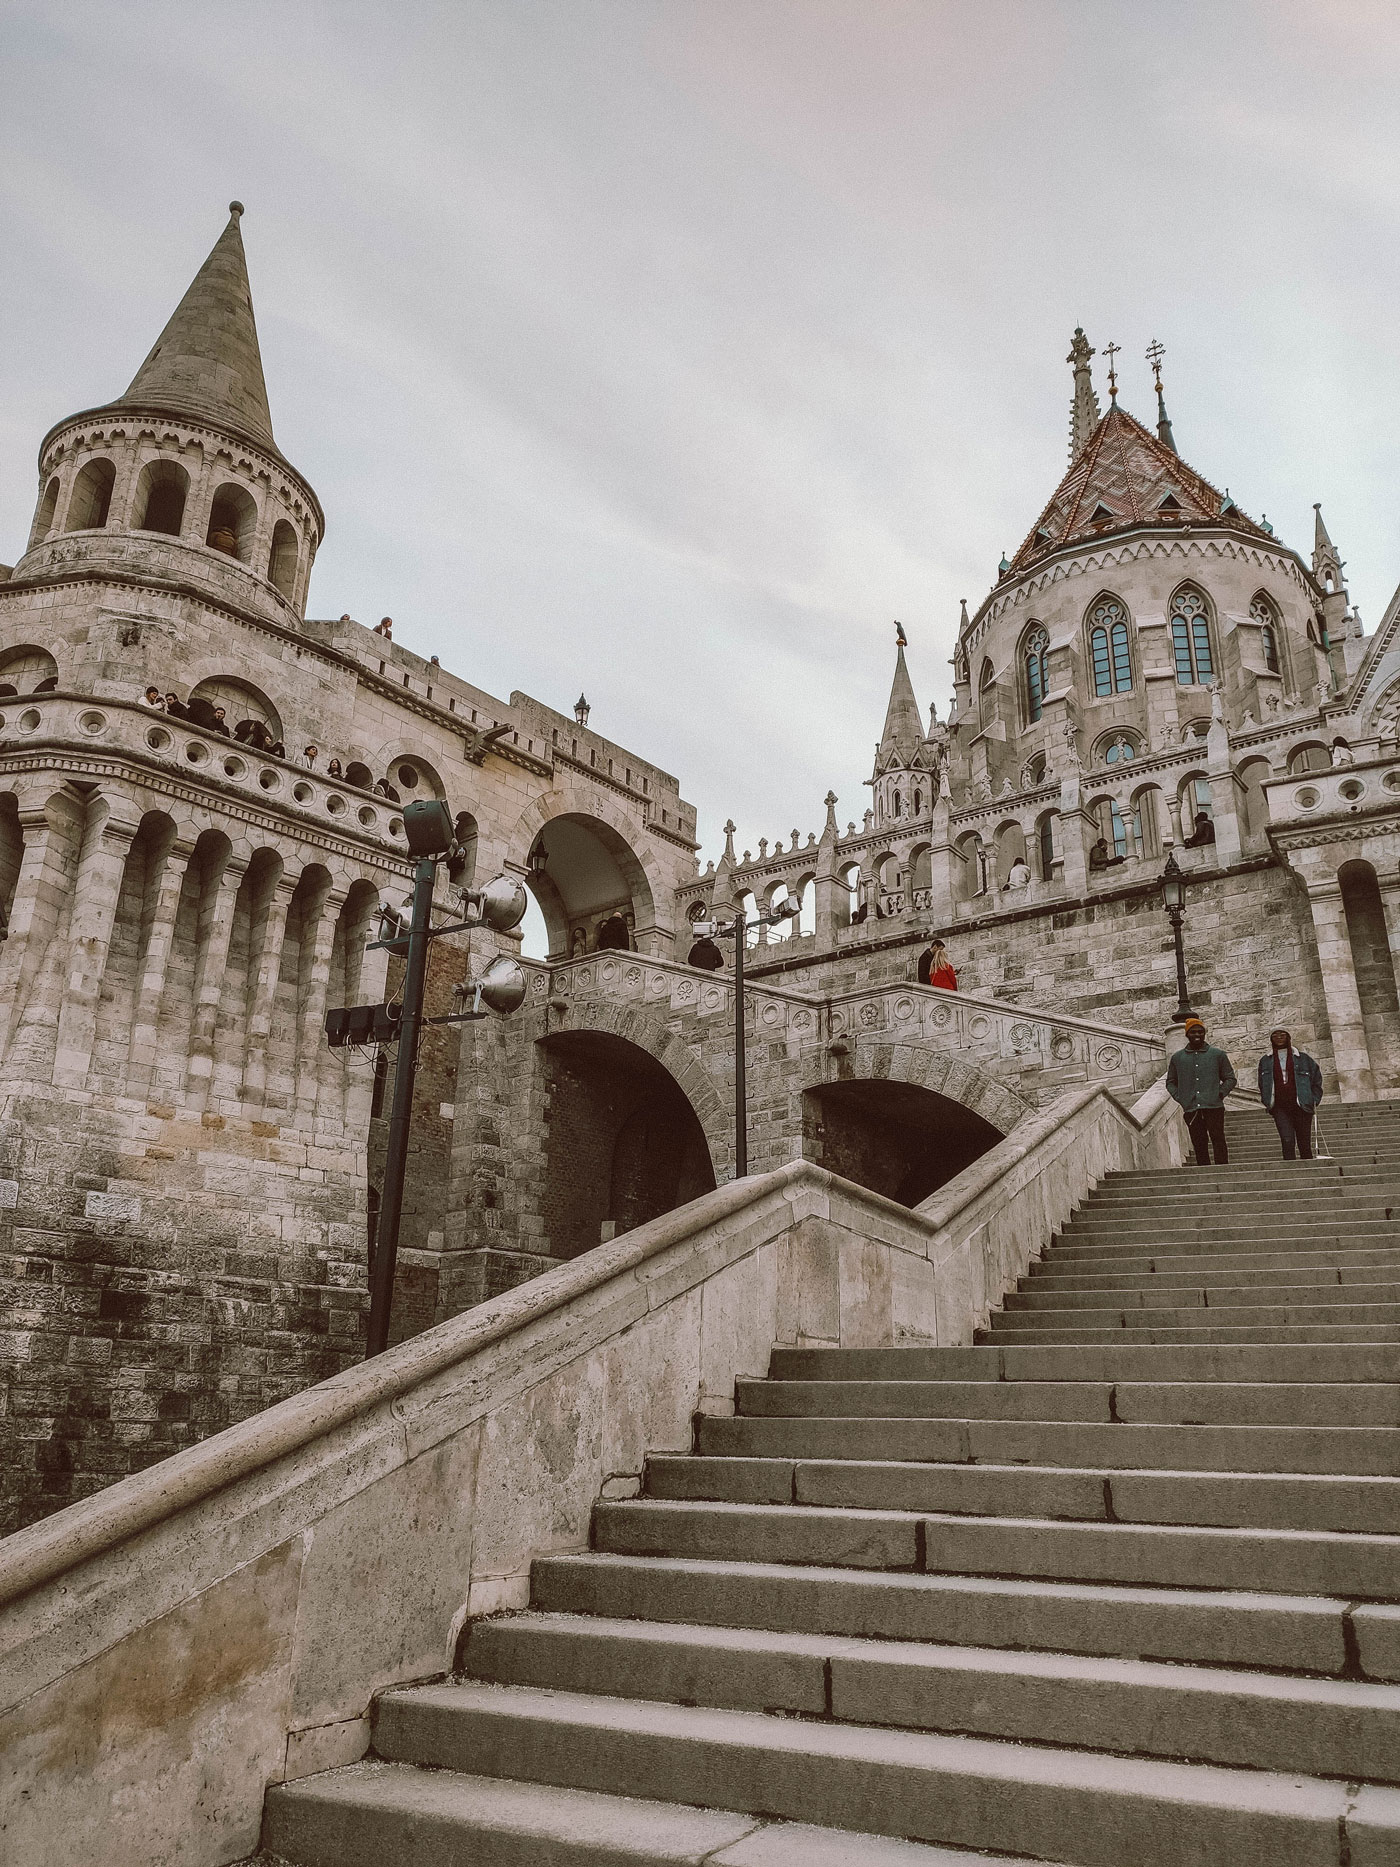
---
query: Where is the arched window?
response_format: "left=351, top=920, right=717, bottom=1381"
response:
left=132, top=459, right=189, bottom=537
left=1100, top=732, right=1138, bottom=768
left=1024, top=626, right=1049, bottom=721
left=892, top=791, right=902, bottom=819
left=979, top=659, right=996, bottom=720
left=1170, top=587, right=1214, bottom=685
left=1095, top=797, right=1139, bottom=860
left=912, top=789, right=922, bottom=816
left=267, top=520, right=299, bottom=598
left=1250, top=594, right=1281, bottom=675
left=65, top=458, right=116, bottom=532
left=1087, top=598, right=1132, bottom=696
left=206, top=483, right=258, bottom=561
left=29, top=476, right=60, bottom=548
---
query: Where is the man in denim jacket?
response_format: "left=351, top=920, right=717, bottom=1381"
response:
left=1166, top=1019, right=1238, bottom=1165
left=1257, top=1027, right=1324, bottom=1160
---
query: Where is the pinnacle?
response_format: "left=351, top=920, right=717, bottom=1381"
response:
left=112, top=203, right=275, bottom=450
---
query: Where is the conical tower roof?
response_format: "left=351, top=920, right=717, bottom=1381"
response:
left=876, top=643, right=924, bottom=768
left=111, top=203, right=275, bottom=450
left=1007, top=402, right=1272, bottom=577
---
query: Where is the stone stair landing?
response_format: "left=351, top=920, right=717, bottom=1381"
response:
left=262, top=1103, right=1400, bottom=1867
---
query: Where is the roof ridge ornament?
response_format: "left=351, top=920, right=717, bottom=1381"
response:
left=1103, top=340, right=1121, bottom=404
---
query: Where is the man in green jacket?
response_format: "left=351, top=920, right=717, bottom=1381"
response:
left=1165, top=1018, right=1238, bottom=1166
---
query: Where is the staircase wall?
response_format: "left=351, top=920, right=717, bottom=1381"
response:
left=0, top=1079, right=1178, bottom=1867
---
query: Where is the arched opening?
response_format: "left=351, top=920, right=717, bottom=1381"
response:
left=188, top=677, right=282, bottom=748
left=1288, top=741, right=1331, bottom=776
left=0, top=793, right=23, bottom=936
left=956, top=832, right=989, bottom=901
left=64, top=458, right=116, bottom=532
left=345, top=761, right=374, bottom=791
left=1169, top=584, right=1215, bottom=686
left=539, top=1030, right=716, bottom=1257
left=994, top=820, right=1028, bottom=889
left=132, top=459, right=190, bottom=537
left=382, top=754, right=446, bottom=800
left=267, top=520, right=299, bottom=598
left=0, top=645, right=59, bottom=696
left=205, top=482, right=258, bottom=561
left=908, top=844, right=932, bottom=900
left=803, top=1079, right=1003, bottom=1207
left=1086, top=595, right=1133, bottom=696
left=1035, top=809, right=1059, bottom=882
left=524, top=812, right=655, bottom=959
left=29, top=476, right=60, bottom=547
left=1179, top=773, right=1215, bottom=847
left=837, top=860, right=862, bottom=929
left=1339, top=861, right=1400, bottom=1090
left=1130, top=785, right=1164, bottom=860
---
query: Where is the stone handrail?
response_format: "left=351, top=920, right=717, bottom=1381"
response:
left=0, top=1079, right=1180, bottom=1867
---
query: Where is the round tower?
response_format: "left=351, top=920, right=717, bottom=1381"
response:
left=13, top=204, right=323, bottom=622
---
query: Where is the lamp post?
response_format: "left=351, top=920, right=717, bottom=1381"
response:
left=327, top=798, right=531, bottom=1357
left=1161, top=849, right=1197, bottom=1025
left=691, top=892, right=801, bottom=1177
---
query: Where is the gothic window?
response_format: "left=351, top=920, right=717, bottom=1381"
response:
left=1087, top=599, right=1132, bottom=696
left=1022, top=753, right=1047, bottom=788
left=913, top=789, right=922, bottom=815
left=979, top=659, right=996, bottom=720
left=1250, top=594, right=1281, bottom=675
left=1024, top=627, right=1049, bottom=722
left=892, top=791, right=902, bottom=818
left=1170, top=587, right=1214, bottom=685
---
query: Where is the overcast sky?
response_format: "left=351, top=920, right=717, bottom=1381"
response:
left=3, top=0, right=1398, bottom=863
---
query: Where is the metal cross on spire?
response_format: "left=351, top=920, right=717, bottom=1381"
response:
left=1145, top=337, right=1177, bottom=453
left=1146, top=337, right=1166, bottom=390
left=1103, top=340, right=1121, bottom=403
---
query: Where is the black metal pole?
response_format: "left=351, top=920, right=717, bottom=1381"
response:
left=733, top=910, right=748, bottom=1178
left=366, top=855, right=436, bottom=1357
left=1169, top=907, right=1196, bottom=1024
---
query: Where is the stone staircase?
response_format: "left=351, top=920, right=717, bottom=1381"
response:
left=262, top=1103, right=1400, bottom=1867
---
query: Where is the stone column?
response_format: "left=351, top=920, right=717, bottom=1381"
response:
left=126, top=838, right=196, bottom=1095
left=51, top=811, right=141, bottom=1090
left=0, top=800, right=84, bottom=1061
left=1166, top=789, right=1185, bottom=847
left=295, top=886, right=345, bottom=1125
left=1057, top=774, right=1091, bottom=895
left=1307, top=880, right=1374, bottom=1100
left=240, top=873, right=298, bottom=1109
left=186, top=855, right=248, bottom=1110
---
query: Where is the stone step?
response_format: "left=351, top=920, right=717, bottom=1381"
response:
left=1036, top=1245, right=1400, bottom=1277
left=370, top=1680, right=1400, bottom=1867
left=695, top=1414, right=1400, bottom=1476
left=977, top=1322, right=1400, bottom=1347
left=259, top=1760, right=1029, bottom=1867
left=1028, top=1250, right=1400, bottom=1284
left=742, top=1377, right=1400, bottom=1427
left=1083, top=1180, right=1400, bottom=1206
left=461, top=1611, right=1400, bottom=1782
left=1055, top=1223, right=1400, bottom=1251
left=593, top=1498, right=1400, bottom=1597
left=987, top=1298, right=1400, bottom=1332
left=1102, top=1162, right=1400, bottom=1185
left=1006, top=1278, right=1400, bottom=1311
left=531, top=1550, right=1396, bottom=1677
left=643, top=1455, right=1400, bottom=1534
left=764, top=1342, right=1400, bottom=1386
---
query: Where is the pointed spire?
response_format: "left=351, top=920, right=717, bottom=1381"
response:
left=1146, top=339, right=1177, bottom=454
left=116, top=203, right=275, bottom=449
left=1312, top=502, right=1346, bottom=596
left=877, top=640, right=923, bottom=768
left=1067, top=328, right=1101, bottom=461
left=821, top=792, right=839, bottom=841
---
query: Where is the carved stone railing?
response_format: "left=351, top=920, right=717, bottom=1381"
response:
left=527, top=950, right=1165, bottom=1103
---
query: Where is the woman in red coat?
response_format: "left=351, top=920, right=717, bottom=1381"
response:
left=917, top=940, right=957, bottom=990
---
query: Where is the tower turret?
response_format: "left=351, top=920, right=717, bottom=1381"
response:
left=869, top=630, right=935, bottom=827
left=15, top=204, right=322, bottom=621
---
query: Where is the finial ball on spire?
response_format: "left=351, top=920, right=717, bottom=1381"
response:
left=228, top=201, right=245, bottom=218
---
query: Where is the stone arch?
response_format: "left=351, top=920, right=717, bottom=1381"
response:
left=267, top=519, right=299, bottom=599
left=188, top=674, right=283, bottom=745
left=379, top=750, right=447, bottom=801
left=533, top=1023, right=719, bottom=1257
left=1339, top=859, right=1400, bottom=1091
left=29, top=474, right=60, bottom=548
left=793, top=1039, right=1027, bottom=1206
left=506, top=787, right=668, bottom=955
left=205, top=481, right=259, bottom=561
left=792, top=1038, right=1031, bottom=1140
left=64, top=457, right=116, bottom=533
left=0, top=644, right=59, bottom=696
left=131, top=458, right=189, bottom=537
